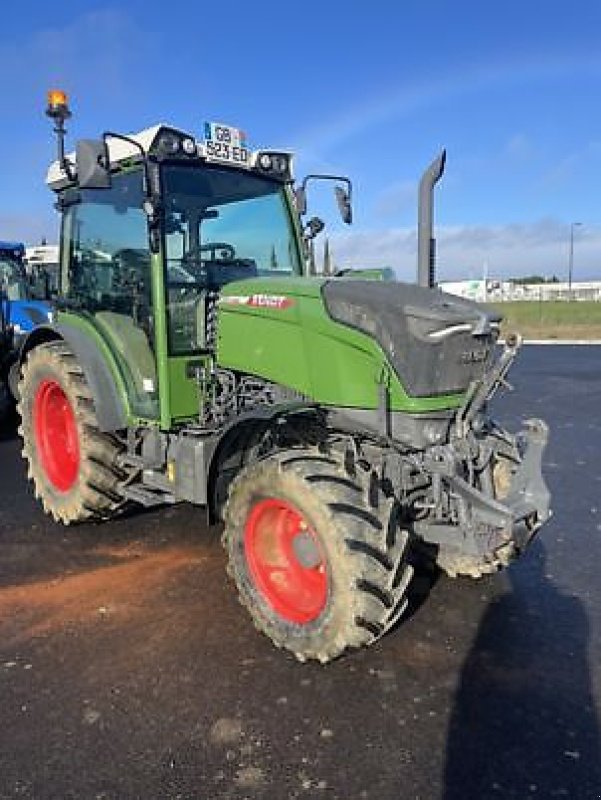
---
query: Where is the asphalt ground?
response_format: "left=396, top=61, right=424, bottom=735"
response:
left=1, top=345, right=600, bottom=800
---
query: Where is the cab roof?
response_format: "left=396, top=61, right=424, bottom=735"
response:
left=46, top=123, right=182, bottom=188
left=46, top=124, right=293, bottom=190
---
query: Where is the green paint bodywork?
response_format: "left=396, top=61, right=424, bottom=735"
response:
left=217, top=277, right=463, bottom=414
left=58, top=269, right=464, bottom=432
left=56, top=311, right=141, bottom=422
left=57, top=248, right=208, bottom=427
left=149, top=249, right=173, bottom=429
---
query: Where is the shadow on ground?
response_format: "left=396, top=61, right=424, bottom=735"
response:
left=0, top=407, right=18, bottom=441
left=444, top=543, right=601, bottom=799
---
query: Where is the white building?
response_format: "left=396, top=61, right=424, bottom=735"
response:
left=25, top=244, right=59, bottom=272
left=440, top=279, right=601, bottom=302
left=439, top=280, right=488, bottom=302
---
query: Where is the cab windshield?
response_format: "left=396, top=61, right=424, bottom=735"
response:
left=162, top=165, right=302, bottom=288
left=0, top=255, right=27, bottom=301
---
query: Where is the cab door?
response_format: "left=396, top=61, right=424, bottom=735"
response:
left=61, top=170, right=160, bottom=422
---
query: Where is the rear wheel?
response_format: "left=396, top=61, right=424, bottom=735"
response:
left=223, top=447, right=414, bottom=662
left=18, top=341, right=125, bottom=524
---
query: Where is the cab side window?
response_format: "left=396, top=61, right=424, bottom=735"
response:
left=61, top=170, right=158, bottom=419
left=63, top=171, right=151, bottom=325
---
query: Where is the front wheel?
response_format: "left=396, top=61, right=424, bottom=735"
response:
left=223, top=447, right=414, bottom=662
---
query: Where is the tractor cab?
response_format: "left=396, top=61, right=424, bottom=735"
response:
left=0, top=242, right=27, bottom=302
left=45, top=101, right=311, bottom=426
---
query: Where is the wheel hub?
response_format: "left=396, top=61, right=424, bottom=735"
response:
left=244, top=498, right=328, bottom=624
left=33, top=379, right=80, bottom=492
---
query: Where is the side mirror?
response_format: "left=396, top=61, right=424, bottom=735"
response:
left=294, top=186, right=307, bottom=215
left=335, top=185, right=352, bottom=224
left=76, top=139, right=111, bottom=189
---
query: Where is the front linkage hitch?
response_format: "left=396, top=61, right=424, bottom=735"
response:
left=413, top=335, right=551, bottom=577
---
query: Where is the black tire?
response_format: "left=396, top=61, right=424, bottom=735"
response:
left=18, top=341, right=125, bottom=524
left=0, top=378, right=13, bottom=422
left=223, top=447, right=414, bottom=663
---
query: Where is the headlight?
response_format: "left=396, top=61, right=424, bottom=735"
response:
left=182, top=137, right=196, bottom=155
left=255, top=151, right=291, bottom=179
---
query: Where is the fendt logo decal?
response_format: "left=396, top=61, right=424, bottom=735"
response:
left=220, top=294, right=295, bottom=310
left=459, top=348, right=488, bottom=364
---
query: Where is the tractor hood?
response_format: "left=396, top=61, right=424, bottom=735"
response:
left=322, top=279, right=502, bottom=397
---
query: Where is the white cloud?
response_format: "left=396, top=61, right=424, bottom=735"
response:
left=330, top=219, right=601, bottom=281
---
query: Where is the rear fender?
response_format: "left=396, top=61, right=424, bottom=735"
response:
left=17, top=323, right=127, bottom=432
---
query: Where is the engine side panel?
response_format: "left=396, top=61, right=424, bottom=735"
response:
left=216, top=277, right=464, bottom=413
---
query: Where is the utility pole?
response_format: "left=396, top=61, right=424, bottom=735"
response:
left=568, top=222, right=582, bottom=300
left=323, top=238, right=332, bottom=276
left=307, top=239, right=316, bottom=276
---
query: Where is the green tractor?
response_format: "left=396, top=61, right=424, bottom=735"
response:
left=16, top=91, right=550, bottom=662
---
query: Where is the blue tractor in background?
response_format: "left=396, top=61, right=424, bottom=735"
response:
left=0, top=242, right=52, bottom=339
left=0, top=286, right=14, bottom=419
left=0, top=241, right=52, bottom=421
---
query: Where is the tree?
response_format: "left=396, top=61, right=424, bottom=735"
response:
left=270, top=245, right=278, bottom=270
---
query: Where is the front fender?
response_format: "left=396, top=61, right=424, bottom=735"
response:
left=206, top=403, right=318, bottom=523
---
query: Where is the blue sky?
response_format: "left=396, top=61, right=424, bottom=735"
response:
left=1, top=0, right=600, bottom=280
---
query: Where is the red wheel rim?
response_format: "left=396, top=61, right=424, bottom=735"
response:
left=33, top=379, right=80, bottom=492
left=244, top=498, right=328, bottom=624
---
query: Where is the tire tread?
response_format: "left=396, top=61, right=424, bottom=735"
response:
left=17, top=340, right=125, bottom=524
left=223, top=444, right=413, bottom=662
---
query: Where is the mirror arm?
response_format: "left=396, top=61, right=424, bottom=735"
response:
left=300, top=174, right=353, bottom=201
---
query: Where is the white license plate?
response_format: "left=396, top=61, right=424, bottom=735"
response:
left=204, top=122, right=250, bottom=166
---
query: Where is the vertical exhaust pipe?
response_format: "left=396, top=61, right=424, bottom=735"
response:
left=417, top=149, right=446, bottom=288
